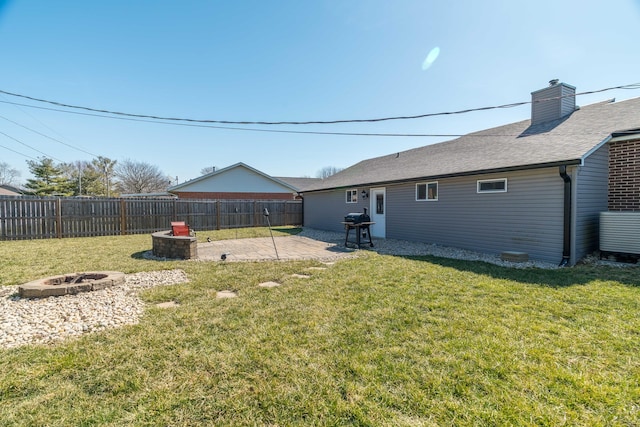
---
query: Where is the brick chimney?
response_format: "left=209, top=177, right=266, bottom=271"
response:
left=530, top=80, right=576, bottom=125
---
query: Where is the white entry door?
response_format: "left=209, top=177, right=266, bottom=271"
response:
left=369, top=187, right=386, bottom=238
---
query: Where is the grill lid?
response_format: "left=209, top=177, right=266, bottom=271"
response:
left=344, top=210, right=370, bottom=224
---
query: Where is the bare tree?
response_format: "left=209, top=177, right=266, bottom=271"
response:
left=316, top=166, right=343, bottom=179
left=200, top=166, right=216, bottom=175
left=0, top=161, right=21, bottom=186
left=114, top=159, right=170, bottom=194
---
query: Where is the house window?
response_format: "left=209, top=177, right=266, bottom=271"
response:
left=346, top=189, right=358, bottom=203
left=416, top=182, right=438, bottom=201
left=477, top=178, right=507, bottom=193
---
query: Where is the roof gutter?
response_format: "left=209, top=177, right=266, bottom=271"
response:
left=558, top=165, right=572, bottom=267
left=609, top=130, right=640, bottom=142
left=302, top=160, right=582, bottom=194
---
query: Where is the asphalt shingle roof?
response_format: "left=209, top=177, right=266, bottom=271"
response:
left=274, top=177, right=322, bottom=191
left=303, top=97, right=640, bottom=192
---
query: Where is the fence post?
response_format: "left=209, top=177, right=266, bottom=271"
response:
left=0, top=199, right=5, bottom=239
left=253, top=201, right=258, bottom=227
left=56, top=198, right=63, bottom=239
left=120, top=199, right=127, bottom=235
left=284, top=201, right=288, bottom=226
left=216, top=200, right=221, bottom=230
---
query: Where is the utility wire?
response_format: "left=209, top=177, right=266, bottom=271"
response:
left=0, top=82, right=638, bottom=126
left=0, top=130, right=64, bottom=162
left=0, top=93, right=99, bottom=157
left=0, top=95, right=638, bottom=139
left=0, top=142, right=38, bottom=160
left=0, top=100, right=465, bottom=137
left=0, top=114, right=100, bottom=157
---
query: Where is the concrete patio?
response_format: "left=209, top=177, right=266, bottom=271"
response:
left=196, top=235, right=355, bottom=262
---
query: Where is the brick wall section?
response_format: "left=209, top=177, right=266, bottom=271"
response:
left=609, top=138, right=640, bottom=211
left=152, top=231, right=198, bottom=259
left=174, top=191, right=295, bottom=200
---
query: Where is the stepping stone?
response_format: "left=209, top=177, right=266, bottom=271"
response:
left=156, top=301, right=180, bottom=308
left=258, top=281, right=281, bottom=288
left=291, top=274, right=311, bottom=279
left=321, top=262, right=335, bottom=266
left=306, top=267, right=327, bottom=271
left=217, top=290, right=238, bottom=298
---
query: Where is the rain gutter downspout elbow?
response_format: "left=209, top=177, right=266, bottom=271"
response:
left=559, top=165, right=571, bottom=267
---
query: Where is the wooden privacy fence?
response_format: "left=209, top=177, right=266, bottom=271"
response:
left=0, top=197, right=303, bottom=240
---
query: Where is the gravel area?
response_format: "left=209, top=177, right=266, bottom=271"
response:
left=298, top=228, right=561, bottom=269
left=0, top=269, right=188, bottom=349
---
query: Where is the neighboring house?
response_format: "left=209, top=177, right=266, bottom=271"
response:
left=119, top=192, right=177, bottom=199
left=168, top=162, right=314, bottom=200
left=301, top=81, right=640, bottom=266
left=0, top=184, right=24, bottom=196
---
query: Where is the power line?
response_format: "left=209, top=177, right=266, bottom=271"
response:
left=0, top=98, right=469, bottom=137
left=0, top=100, right=464, bottom=137
left=0, top=142, right=38, bottom=161
left=0, top=114, right=100, bottom=157
left=0, top=82, right=638, bottom=126
left=0, top=93, right=638, bottom=139
left=0, top=130, right=64, bottom=162
left=0, top=93, right=100, bottom=157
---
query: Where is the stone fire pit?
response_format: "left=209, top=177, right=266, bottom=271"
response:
left=151, top=230, right=197, bottom=259
left=18, top=271, right=125, bottom=298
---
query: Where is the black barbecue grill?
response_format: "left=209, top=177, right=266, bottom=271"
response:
left=342, top=208, right=375, bottom=248
left=344, top=211, right=370, bottom=224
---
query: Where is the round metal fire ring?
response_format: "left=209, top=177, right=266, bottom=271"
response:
left=18, top=271, right=126, bottom=298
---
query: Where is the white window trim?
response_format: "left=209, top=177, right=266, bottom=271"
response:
left=477, top=178, right=507, bottom=193
left=416, top=181, right=438, bottom=201
left=346, top=189, right=358, bottom=203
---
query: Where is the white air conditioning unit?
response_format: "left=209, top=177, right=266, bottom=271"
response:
left=600, top=212, right=640, bottom=254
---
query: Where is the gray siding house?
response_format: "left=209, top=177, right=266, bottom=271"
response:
left=301, top=81, right=640, bottom=265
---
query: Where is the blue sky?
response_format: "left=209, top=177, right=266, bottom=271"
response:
left=1, top=0, right=639, bottom=184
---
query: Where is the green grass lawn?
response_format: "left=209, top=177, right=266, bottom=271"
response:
left=1, top=230, right=639, bottom=426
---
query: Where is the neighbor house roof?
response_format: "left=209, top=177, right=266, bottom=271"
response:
left=304, top=97, right=640, bottom=192
left=120, top=192, right=177, bottom=198
left=168, top=162, right=299, bottom=193
left=0, top=184, right=24, bottom=196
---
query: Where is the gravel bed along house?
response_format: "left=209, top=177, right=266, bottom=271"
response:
left=298, top=228, right=561, bottom=269
left=0, top=269, right=188, bottom=349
